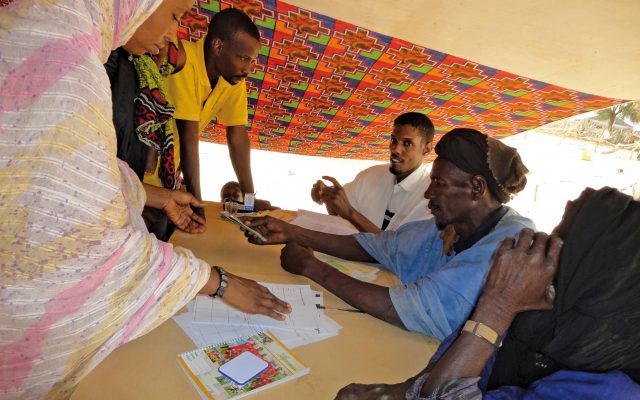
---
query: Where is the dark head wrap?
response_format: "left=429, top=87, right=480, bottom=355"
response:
left=488, top=187, right=640, bottom=389
left=434, top=128, right=528, bottom=203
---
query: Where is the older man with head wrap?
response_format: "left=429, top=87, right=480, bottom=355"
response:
left=242, top=128, right=535, bottom=340
left=336, top=186, right=640, bottom=400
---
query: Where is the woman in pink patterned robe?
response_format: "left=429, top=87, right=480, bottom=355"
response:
left=0, top=1, right=289, bottom=398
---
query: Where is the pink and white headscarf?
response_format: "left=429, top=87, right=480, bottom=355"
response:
left=0, top=1, right=209, bottom=398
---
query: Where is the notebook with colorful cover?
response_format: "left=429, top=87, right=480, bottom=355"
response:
left=177, top=330, right=309, bottom=399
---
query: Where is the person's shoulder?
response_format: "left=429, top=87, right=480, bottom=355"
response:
left=499, top=206, right=536, bottom=230
left=366, top=163, right=391, bottom=173
left=168, top=40, right=201, bottom=86
left=355, top=163, right=391, bottom=179
left=355, top=218, right=436, bottom=248
left=473, top=207, right=535, bottom=245
left=460, top=208, right=536, bottom=253
left=104, top=47, right=129, bottom=77
left=104, top=48, right=120, bottom=68
left=228, top=79, right=248, bottom=94
left=179, top=39, right=203, bottom=68
left=181, top=39, right=199, bottom=53
left=416, top=163, right=431, bottom=180
left=393, top=217, right=436, bottom=235
left=345, top=164, right=392, bottom=193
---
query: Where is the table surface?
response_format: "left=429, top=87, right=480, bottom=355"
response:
left=72, top=203, right=438, bottom=400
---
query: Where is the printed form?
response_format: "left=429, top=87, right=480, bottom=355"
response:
left=192, top=283, right=325, bottom=332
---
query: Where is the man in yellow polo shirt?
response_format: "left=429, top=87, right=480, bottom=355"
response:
left=155, top=8, right=265, bottom=218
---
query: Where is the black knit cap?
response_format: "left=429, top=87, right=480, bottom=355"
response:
left=434, top=128, right=528, bottom=203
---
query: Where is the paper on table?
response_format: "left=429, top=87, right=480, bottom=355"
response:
left=290, top=209, right=358, bottom=235
left=259, top=209, right=297, bottom=222
left=174, top=310, right=341, bottom=349
left=274, top=316, right=341, bottom=348
left=191, top=284, right=325, bottom=332
left=173, top=287, right=342, bottom=349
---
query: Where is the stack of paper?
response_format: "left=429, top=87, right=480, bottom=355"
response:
left=290, top=209, right=358, bottom=235
left=174, top=283, right=342, bottom=349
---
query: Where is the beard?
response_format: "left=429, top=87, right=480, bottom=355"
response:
left=388, top=165, right=401, bottom=176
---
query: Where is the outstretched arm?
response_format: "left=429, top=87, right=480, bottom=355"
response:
left=142, top=183, right=206, bottom=233
left=281, top=243, right=403, bottom=327
left=198, top=266, right=292, bottom=321
left=243, top=215, right=375, bottom=262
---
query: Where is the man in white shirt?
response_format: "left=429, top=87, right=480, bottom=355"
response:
left=311, top=112, right=434, bottom=233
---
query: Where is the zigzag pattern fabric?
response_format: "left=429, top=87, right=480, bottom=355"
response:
left=179, top=0, right=625, bottom=161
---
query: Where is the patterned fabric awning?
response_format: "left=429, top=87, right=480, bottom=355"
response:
left=178, top=0, right=625, bottom=161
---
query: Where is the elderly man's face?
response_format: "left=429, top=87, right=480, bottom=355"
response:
left=424, top=158, right=474, bottom=229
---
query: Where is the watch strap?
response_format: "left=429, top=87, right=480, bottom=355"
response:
left=462, top=320, right=502, bottom=348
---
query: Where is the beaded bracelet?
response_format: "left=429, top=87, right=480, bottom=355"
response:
left=209, top=266, right=228, bottom=299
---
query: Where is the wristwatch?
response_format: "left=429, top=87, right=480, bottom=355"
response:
left=209, top=266, right=228, bottom=299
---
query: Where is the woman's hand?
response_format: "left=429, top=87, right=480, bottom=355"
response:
left=221, top=273, right=292, bottom=320
left=162, top=190, right=206, bottom=233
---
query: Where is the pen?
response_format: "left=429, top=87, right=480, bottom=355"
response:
left=316, top=304, right=364, bottom=313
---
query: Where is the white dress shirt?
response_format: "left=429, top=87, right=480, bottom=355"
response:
left=343, top=163, right=432, bottom=231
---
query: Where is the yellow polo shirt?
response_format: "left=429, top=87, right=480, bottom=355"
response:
left=144, top=38, right=248, bottom=187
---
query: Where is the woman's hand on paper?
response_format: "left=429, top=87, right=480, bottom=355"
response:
left=222, top=273, right=292, bottom=320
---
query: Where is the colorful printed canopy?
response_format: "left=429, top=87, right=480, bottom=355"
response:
left=178, top=0, right=625, bottom=161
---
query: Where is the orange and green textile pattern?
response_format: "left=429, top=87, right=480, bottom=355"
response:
left=178, top=0, right=625, bottom=161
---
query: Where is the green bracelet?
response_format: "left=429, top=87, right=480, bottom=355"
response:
left=209, top=266, right=228, bottom=299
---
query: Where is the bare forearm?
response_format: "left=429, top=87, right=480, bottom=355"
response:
left=420, top=230, right=562, bottom=395
left=344, top=209, right=382, bottom=234
left=290, top=225, right=375, bottom=262
left=303, top=257, right=403, bottom=327
left=177, top=119, right=202, bottom=200
left=198, top=265, right=221, bottom=295
left=143, top=183, right=170, bottom=209
left=226, top=125, right=254, bottom=194
left=420, top=296, right=514, bottom=395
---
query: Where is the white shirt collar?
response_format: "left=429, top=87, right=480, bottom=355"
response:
left=395, top=164, right=428, bottom=192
